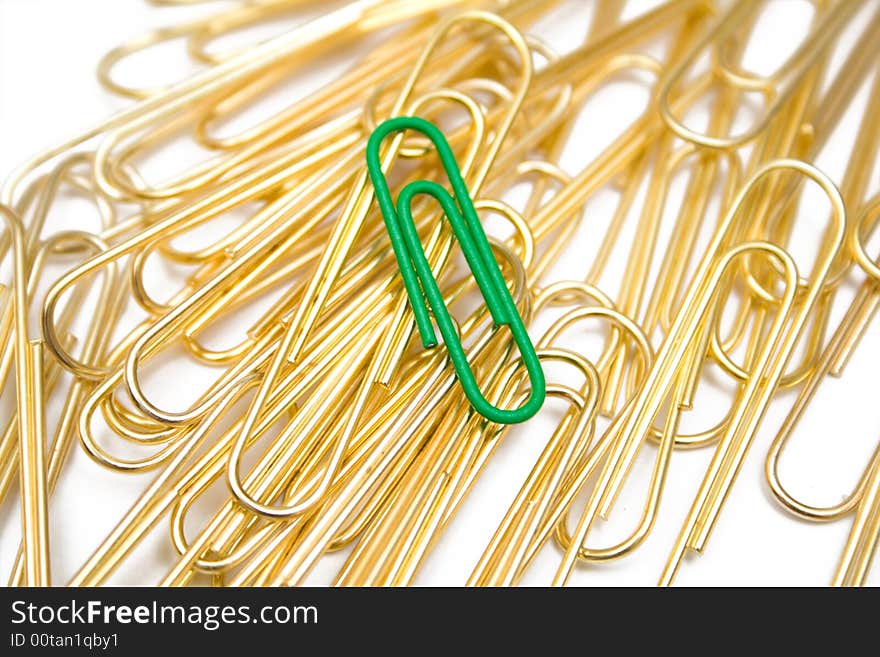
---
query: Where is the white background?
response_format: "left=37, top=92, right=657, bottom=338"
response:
left=1, top=0, right=878, bottom=586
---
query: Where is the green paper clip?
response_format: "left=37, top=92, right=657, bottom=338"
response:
left=366, top=116, right=545, bottom=424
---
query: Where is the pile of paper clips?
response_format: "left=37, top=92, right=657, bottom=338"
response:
left=1, top=0, right=879, bottom=587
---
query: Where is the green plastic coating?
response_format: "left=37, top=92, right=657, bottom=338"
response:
left=366, top=116, right=545, bottom=424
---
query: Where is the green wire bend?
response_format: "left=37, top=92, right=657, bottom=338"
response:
left=366, top=116, right=545, bottom=424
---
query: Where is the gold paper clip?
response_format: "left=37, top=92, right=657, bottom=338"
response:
left=0, top=204, right=50, bottom=586
left=660, top=160, right=846, bottom=585
left=658, top=0, right=861, bottom=149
